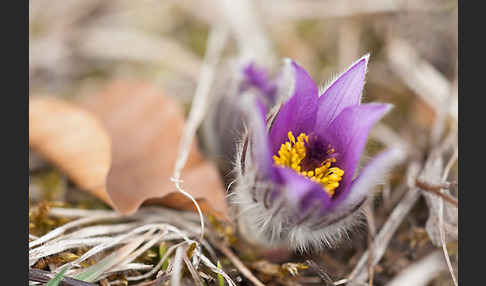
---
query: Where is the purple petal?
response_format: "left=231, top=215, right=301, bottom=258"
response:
left=275, top=167, right=331, bottom=212
left=322, top=103, right=392, bottom=206
left=315, top=54, right=369, bottom=130
left=269, top=60, right=319, bottom=154
left=323, top=147, right=405, bottom=221
left=242, top=63, right=277, bottom=103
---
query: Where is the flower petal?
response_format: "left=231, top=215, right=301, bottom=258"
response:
left=276, top=167, right=331, bottom=213
left=241, top=62, right=277, bottom=104
left=322, top=147, right=405, bottom=223
left=322, top=103, right=392, bottom=204
left=315, top=54, right=369, bottom=130
left=269, top=60, right=319, bottom=154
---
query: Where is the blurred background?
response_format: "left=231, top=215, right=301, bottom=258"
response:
left=29, top=0, right=457, bottom=122
left=29, top=0, right=458, bottom=285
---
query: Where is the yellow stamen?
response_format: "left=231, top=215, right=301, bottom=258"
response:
left=273, top=131, right=344, bottom=197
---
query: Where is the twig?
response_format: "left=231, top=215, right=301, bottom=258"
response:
left=211, top=239, right=266, bottom=286
left=183, top=254, right=205, bottom=286
left=415, top=179, right=458, bottom=207
left=439, top=147, right=459, bottom=286
left=29, top=269, right=97, bottom=286
left=305, top=259, right=335, bottom=286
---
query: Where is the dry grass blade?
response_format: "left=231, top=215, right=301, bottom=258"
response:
left=199, top=254, right=236, bottom=286
left=30, top=205, right=236, bottom=285
left=29, top=268, right=97, bottom=286
left=121, top=231, right=168, bottom=265
left=68, top=225, right=163, bottom=267
left=126, top=241, right=187, bottom=281
left=73, top=229, right=155, bottom=282
left=183, top=254, right=205, bottom=286
left=30, top=237, right=112, bottom=265
left=29, top=214, right=120, bottom=249
left=170, top=246, right=185, bottom=286
left=51, top=223, right=143, bottom=242
left=385, top=251, right=446, bottom=286
left=211, top=239, right=265, bottom=286
left=48, top=208, right=116, bottom=218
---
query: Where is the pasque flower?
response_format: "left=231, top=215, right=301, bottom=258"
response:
left=233, top=55, right=403, bottom=251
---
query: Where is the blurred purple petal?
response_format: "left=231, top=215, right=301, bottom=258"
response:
left=276, top=167, right=331, bottom=212
left=242, top=63, right=277, bottom=104
left=323, top=103, right=392, bottom=205
left=315, top=54, right=369, bottom=130
left=269, top=60, right=319, bottom=154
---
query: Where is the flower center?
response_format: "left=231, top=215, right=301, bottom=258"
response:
left=272, top=131, right=344, bottom=197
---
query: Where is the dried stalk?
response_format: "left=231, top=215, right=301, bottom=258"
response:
left=347, top=162, right=422, bottom=285
left=438, top=148, right=459, bottom=286
left=415, top=179, right=458, bottom=207
left=211, top=239, right=266, bottom=286
left=306, top=259, right=335, bottom=286
left=171, top=24, right=228, bottom=242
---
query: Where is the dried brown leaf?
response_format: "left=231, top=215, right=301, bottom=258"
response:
left=79, top=81, right=228, bottom=219
left=29, top=96, right=112, bottom=203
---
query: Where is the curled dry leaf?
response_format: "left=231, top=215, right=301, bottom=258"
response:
left=29, top=96, right=112, bottom=204
left=79, top=81, right=228, bottom=220
left=29, top=82, right=228, bottom=220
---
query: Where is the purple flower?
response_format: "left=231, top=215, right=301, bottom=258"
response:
left=234, top=55, right=404, bottom=251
